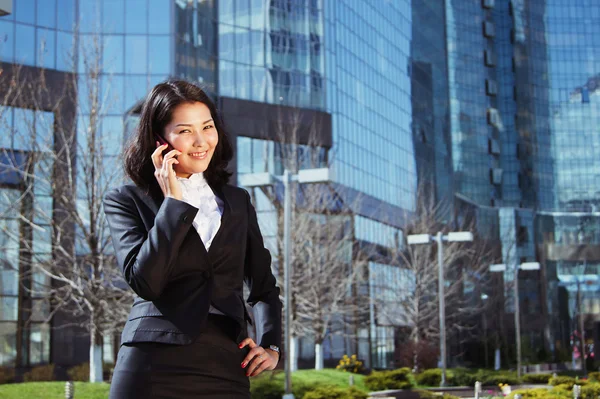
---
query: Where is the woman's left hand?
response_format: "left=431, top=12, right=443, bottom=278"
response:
left=239, top=338, right=279, bottom=377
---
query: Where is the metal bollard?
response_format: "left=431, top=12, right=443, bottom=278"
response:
left=514, top=395, right=522, bottom=399
left=349, top=374, right=354, bottom=386
left=474, top=381, right=482, bottom=399
left=573, top=384, right=581, bottom=399
left=65, top=381, right=74, bottom=399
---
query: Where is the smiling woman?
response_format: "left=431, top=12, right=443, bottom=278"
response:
left=104, top=80, right=282, bottom=399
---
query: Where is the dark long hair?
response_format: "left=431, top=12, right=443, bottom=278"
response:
left=124, top=80, right=232, bottom=193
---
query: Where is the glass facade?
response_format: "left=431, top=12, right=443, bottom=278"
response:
left=445, top=0, right=497, bottom=206
left=324, top=1, right=416, bottom=211
left=218, top=0, right=325, bottom=108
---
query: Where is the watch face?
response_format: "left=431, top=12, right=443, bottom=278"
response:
left=269, top=345, right=280, bottom=353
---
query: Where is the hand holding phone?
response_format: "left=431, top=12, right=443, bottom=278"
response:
left=154, top=133, right=175, bottom=153
left=152, top=134, right=182, bottom=200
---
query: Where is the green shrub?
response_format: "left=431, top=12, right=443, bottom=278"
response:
left=67, top=363, right=90, bottom=381
left=302, top=386, right=368, bottom=399
left=581, top=383, right=600, bottom=399
left=364, top=367, right=416, bottom=391
left=477, top=371, right=521, bottom=386
left=0, top=366, right=15, bottom=384
left=548, top=375, right=588, bottom=387
left=522, top=373, right=552, bottom=384
left=450, top=368, right=478, bottom=386
left=588, top=371, right=600, bottom=382
left=507, top=388, right=565, bottom=399
left=250, top=378, right=284, bottom=399
left=23, top=364, right=55, bottom=382
left=416, top=368, right=455, bottom=387
left=335, top=354, right=364, bottom=374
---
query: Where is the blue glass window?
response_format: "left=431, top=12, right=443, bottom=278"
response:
left=102, top=0, right=125, bottom=34
left=56, top=31, right=73, bottom=71
left=79, top=0, right=101, bottom=33
left=15, top=0, right=35, bottom=25
left=124, top=75, right=149, bottom=113
left=0, top=21, right=14, bottom=64
left=56, top=0, right=75, bottom=31
left=125, top=36, right=148, bottom=74
left=36, top=28, right=56, bottom=69
left=126, top=0, right=148, bottom=34
left=37, top=0, right=57, bottom=29
left=103, top=35, right=124, bottom=74
left=234, top=27, right=250, bottom=65
left=102, top=74, right=124, bottom=115
left=219, top=60, right=235, bottom=97
left=148, top=0, right=171, bottom=35
left=148, top=36, right=171, bottom=75
left=101, top=116, right=124, bottom=157
left=15, top=24, right=35, bottom=66
left=235, top=0, right=250, bottom=28
left=219, top=0, right=234, bottom=25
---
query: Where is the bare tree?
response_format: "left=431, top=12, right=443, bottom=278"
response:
left=0, top=30, right=133, bottom=381
left=372, top=182, right=500, bottom=372
left=244, top=106, right=370, bottom=370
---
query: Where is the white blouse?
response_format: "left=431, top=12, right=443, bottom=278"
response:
left=176, top=173, right=224, bottom=250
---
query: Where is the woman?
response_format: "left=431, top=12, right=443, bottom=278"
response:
left=103, top=80, right=282, bottom=398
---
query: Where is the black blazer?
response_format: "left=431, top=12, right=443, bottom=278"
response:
left=103, top=183, right=282, bottom=351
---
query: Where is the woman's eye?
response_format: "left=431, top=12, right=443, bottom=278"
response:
left=203, top=125, right=214, bottom=130
left=180, top=129, right=191, bottom=133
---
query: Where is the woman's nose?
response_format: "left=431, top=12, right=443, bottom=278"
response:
left=193, top=131, right=207, bottom=146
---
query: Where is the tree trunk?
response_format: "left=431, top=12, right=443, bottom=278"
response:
left=89, top=329, right=103, bottom=383
left=315, top=342, right=324, bottom=370
left=291, top=336, right=299, bottom=372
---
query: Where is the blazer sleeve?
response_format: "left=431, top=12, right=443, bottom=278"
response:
left=103, top=188, right=199, bottom=301
left=243, top=190, right=283, bottom=351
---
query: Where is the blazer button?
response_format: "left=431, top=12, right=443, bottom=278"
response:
left=183, top=215, right=189, bottom=223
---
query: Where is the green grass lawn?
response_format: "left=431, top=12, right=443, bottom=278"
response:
left=257, top=368, right=367, bottom=392
left=0, top=382, right=110, bottom=399
left=0, top=369, right=366, bottom=398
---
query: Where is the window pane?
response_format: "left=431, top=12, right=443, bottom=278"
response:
left=15, top=24, right=35, bottom=66
left=0, top=322, right=17, bottom=366
left=56, top=31, right=74, bottom=71
left=31, top=300, right=50, bottom=322
left=0, top=21, right=14, bottom=64
left=124, top=75, right=148, bottom=113
left=0, top=245, right=19, bottom=296
left=102, top=74, right=124, bottom=115
left=56, top=0, right=75, bottom=32
left=235, top=0, right=250, bottom=28
left=218, top=60, right=235, bottom=97
left=234, top=27, right=250, bottom=65
left=148, top=0, right=171, bottom=34
left=125, top=36, right=147, bottom=74
left=125, top=0, right=148, bottom=34
left=148, top=36, right=171, bottom=75
left=102, top=0, right=124, bottom=34
left=13, top=108, right=35, bottom=150
left=29, top=323, right=50, bottom=364
left=15, top=0, right=35, bottom=24
left=219, top=0, right=234, bottom=25
left=36, top=28, right=56, bottom=70
left=101, top=116, right=124, bottom=156
left=37, top=0, right=57, bottom=29
left=79, top=0, right=101, bottom=33
left=103, top=35, right=124, bottom=74
left=0, top=297, right=18, bottom=321
left=237, top=137, right=251, bottom=174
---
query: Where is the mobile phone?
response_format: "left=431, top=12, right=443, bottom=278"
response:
left=154, top=133, right=175, bottom=154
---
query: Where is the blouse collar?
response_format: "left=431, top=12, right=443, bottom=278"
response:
left=176, top=173, right=208, bottom=188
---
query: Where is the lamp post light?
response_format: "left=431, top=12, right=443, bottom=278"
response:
left=489, top=261, right=540, bottom=378
left=239, top=167, right=330, bottom=399
left=406, top=230, right=474, bottom=387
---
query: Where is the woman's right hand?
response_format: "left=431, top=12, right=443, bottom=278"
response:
left=152, top=142, right=183, bottom=200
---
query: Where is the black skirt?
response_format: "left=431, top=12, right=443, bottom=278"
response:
left=109, top=314, right=250, bottom=399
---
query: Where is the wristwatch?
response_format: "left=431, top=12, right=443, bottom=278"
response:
left=268, top=345, right=280, bottom=354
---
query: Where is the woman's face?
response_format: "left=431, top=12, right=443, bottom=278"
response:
left=163, top=101, right=219, bottom=178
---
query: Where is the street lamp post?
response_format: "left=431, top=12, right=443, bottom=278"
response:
left=239, top=167, right=329, bottom=399
left=407, top=231, right=474, bottom=387
left=489, top=261, right=540, bottom=378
